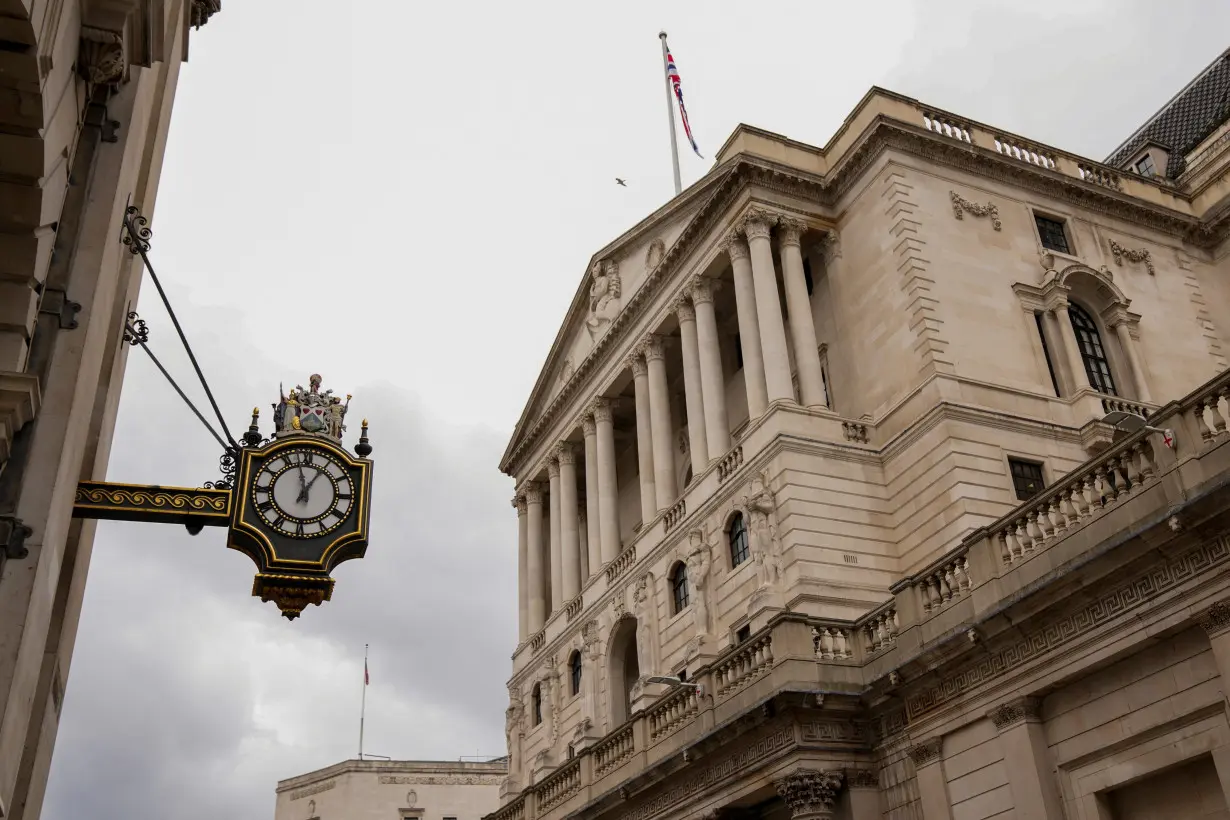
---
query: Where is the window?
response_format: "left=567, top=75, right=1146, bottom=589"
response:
left=670, top=563, right=690, bottom=613
left=531, top=683, right=542, bottom=726
left=736, top=625, right=752, bottom=643
left=1035, top=214, right=1071, bottom=255
left=1008, top=458, right=1046, bottom=502
left=728, top=513, right=750, bottom=567
left=569, top=651, right=582, bottom=696
left=677, top=668, right=688, bottom=682
left=1135, top=153, right=1156, bottom=177
left=1034, top=312, right=1061, bottom=397
left=1068, top=303, right=1117, bottom=395
left=803, top=258, right=814, bottom=295
left=567, top=745, right=576, bottom=760
left=734, top=333, right=744, bottom=369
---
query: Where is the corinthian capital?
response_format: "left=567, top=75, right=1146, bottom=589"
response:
left=591, top=397, right=614, bottom=423
left=741, top=209, right=778, bottom=241
left=556, top=442, right=576, bottom=465
left=524, top=482, right=545, bottom=505
left=644, top=334, right=667, bottom=362
left=547, top=458, right=560, bottom=479
left=688, top=275, right=715, bottom=305
left=512, top=493, right=528, bottom=515
left=775, top=769, right=844, bottom=819
left=778, top=216, right=805, bottom=247
left=675, top=297, right=696, bottom=323
left=627, top=348, right=648, bottom=378
left=580, top=414, right=596, bottom=437
left=724, top=234, right=751, bottom=262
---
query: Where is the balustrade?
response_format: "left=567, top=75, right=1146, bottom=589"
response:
left=717, top=444, right=743, bottom=483
left=923, top=111, right=972, bottom=143
left=564, top=594, right=582, bottom=622
left=1190, top=386, right=1230, bottom=443
left=1079, top=163, right=1122, bottom=191
left=860, top=607, right=898, bottom=655
left=604, top=544, right=636, bottom=583
left=592, top=723, right=634, bottom=778
left=916, top=552, right=971, bottom=614
left=994, top=135, right=1057, bottom=169
left=490, top=796, right=525, bottom=820
left=647, top=685, right=699, bottom=741
left=713, top=634, right=774, bottom=696
left=811, top=626, right=854, bottom=660
left=530, top=630, right=545, bottom=654
left=664, top=497, right=687, bottom=532
left=536, top=759, right=581, bottom=812
left=1101, top=396, right=1152, bottom=418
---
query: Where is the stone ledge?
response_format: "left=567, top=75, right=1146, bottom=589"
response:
left=0, top=371, right=40, bottom=465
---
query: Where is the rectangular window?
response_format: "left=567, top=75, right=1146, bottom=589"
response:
left=1035, top=214, right=1071, bottom=254
left=1034, top=312, right=1061, bottom=397
left=1008, top=458, right=1046, bottom=502
left=677, top=668, right=688, bottom=682
left=736, top=624, right=751, bottom=644
left=1135, top=153, right=1156, bottom=177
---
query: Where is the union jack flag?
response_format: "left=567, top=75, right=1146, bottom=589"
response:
left=664, top=41, right=702, bottom=158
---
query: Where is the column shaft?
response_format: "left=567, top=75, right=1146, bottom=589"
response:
left=728, top=237, right=768, bottom=417
left=779, top=219, right=826, bottom=407
left=676, top=300, right=709, bottom=473
left=1114, top=321, right=1152, bottom=403
left=990, top=700, right=1064, bottom=820
left=690, top=277, right=731, bottom=456
left=582, top=416, right=602, bottom=577
left=515, top=495, right=529, bottom=640
left=594, top=399, right=622, bottom=563
left=744, top=213, right=794, bottom=402
left=525, top=486, right=546, bottom=632
left=548, top=460, right=562, bottom=612
left=577, top=508, right=589, bottom=582
left=1055, top=304, right=1092, bottom=392
left=645, top=335, right=677, bottom=509
left=630, top=352, right=658, bottom=524
left=558, top=445, right=581, bottom=602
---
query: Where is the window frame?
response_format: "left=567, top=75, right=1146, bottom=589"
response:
left=531, top=683, right=542, bottom=726
left=735, top=624, right=752, bottom=644
left=1134, top=153, right=1156, bottom=177
left=669, top=562, right=690, bottom=614
left=728, top=512, right=750, bottom=568
left=568, top=650, right=582, bottom=697
left=1068, top=301, right=1117, bottom=396
left=1007, top=456, right=1047, bottom=502
left=1034, top=212, right=1072, bottom=255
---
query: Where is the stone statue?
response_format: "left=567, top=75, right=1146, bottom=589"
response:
left=748, top=477, right=782, bottom=590
left=684, top=529, right=712, bottom=636
left=273, top=374, right=351, bottom=440
left=586, top=259, right=621, bottom=339
left=505, top=694, right=524, bottom=774
left=631, top=574, right=655, bottom=673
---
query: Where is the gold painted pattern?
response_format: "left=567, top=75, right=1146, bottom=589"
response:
left=73, top=481, right=231, bottom=521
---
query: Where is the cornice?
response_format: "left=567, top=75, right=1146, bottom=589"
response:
left=501, top=119, right=1230, bottom=477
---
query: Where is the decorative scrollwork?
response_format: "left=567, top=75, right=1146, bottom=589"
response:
left=123, top=311, right=149, bottom=346
left=121, top=205, right=152, bottom=254
left=204, top=447, right=239, bottom=490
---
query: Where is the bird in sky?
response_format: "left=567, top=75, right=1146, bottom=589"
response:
left=615, top=178, right=627, bottom=187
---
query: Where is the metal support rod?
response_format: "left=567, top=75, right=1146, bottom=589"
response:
left=359, top=643, right=368, bottom=760
left=122, top=208, right=240, bottom=451
left=128, top=324, right=230, bottom=452
left=660, top=31, right=682, bottom=197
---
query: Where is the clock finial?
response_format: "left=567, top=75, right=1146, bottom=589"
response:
left=355, top=419, right=372, bottom=457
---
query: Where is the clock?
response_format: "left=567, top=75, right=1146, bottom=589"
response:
left=252, top=447, right=354, bottom=538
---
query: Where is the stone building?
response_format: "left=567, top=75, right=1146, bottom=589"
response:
left=491, top=47, right=1230, bottom=820
left=0, top=0, right=219, bottom=816
left=274, top=759, right=508, bottom=820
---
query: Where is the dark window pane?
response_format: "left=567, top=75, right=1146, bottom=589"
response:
left=569, top=651, right=582, bottom=696
left=1135, top=154, right=1156, bottom=176
left=1068, top=303, right=1117, bottom=395
left=736, top=625, right=751, bottom=643
left=671, top=564, right=689, bottom=613
left=1008, top=458, right=1046, bottom=502
left=1034, top=312, right=1061, bottom=396
left=1035, top=215, right=1071, bottom=254
left=729, top=513, right=750, bottom=567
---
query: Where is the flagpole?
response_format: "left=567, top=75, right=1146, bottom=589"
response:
left=359, top=643, right=368, bottom=761
left=659, top=31, right=682, bottom=197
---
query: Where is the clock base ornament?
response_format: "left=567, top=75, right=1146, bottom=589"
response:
left=72, top=375, right=373, bottom=620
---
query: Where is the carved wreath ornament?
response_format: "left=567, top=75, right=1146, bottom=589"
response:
left=1108, top=238, right=1155, bottom=275
left=949, top=190, right=1002, bottom=231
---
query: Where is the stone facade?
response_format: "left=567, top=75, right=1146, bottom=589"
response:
left=0, top=1, right=218, bottom=817
left=492, top=51, right=1230, bottom=820
left=273, top=759, right=507, bottom=820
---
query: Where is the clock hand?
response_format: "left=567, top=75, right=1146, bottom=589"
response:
left=296, top=466, right=308, bottom=503
left=304, top=470, right=325, bottom=492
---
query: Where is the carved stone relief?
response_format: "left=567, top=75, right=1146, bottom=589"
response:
left=745, top=472, right=783, bottom=591
left=646, top=239, right=666, bottom=271
left=586, top=259, right=621, bottom=340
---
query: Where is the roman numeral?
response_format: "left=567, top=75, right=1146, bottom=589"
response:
left=295, top=521, right=305, bottom=536
left=337, top=492, right=352, bottom=500
left=258, top=499, right=274, bottom=512
left=272, top=516, right=284, bottom=530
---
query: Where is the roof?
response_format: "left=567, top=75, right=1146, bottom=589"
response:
left=1105, top=47, right=1230, bottom=177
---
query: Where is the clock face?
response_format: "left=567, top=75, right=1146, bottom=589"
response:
left=252, top=447, right=354, bottom=538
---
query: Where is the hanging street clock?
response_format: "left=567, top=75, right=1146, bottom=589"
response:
left=72, top=374, right=375, bottom=620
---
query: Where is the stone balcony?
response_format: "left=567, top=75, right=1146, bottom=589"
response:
left=497, top=367, right=1230, bottom=820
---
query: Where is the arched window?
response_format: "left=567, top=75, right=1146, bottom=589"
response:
left=670, top=563, right=689, bottom=613
left=531, top=683, right=542, bottom=726
left=729, top=513, right=750, bottom=567
left=569, top=650, right=583, bottom=696
left=1068, top=303, right=1117, bottom=396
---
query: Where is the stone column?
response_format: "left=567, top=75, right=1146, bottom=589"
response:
left=1201, top=601, right=1230, bottom=692
left=592, top=398, right=621, bottom=563
left=909, top=738, right=954, bottom=820
left=577, top=508, right=589, bottom=582
left=988, top=698, right=1064, bottom=820
left=1054, top=301, right=1093, bottom=392
left=776, top=768, right=846, bottom=820
left=689, top=276, right=731, bottom=456
left=727, top=235, right=769, bottom=417
left=558, top=443, right=581, bottom=602
left=581, top=414, right=602, bottom=577
left=675, top=298, right=709, bottom=473
left=525, top=484, right=547, bottom=632
left=515, top=494, right=529, bottom=640
left=1111, top=318, right=1153, bottom=403
left=630, top=350, right=658, bottom=524
left=645, top=335, right=677, bottom=510
left=743, top=211, right=795, bottom=404
left=779, top=217, right=826, bottom=407
left=548, top=458, right=562, bottom=612
left=845, top=770, right=881, bottom=820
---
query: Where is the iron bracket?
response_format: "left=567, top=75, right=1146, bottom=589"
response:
left=0, top=515, right=33, bottom=560
left=38, top=288, right=81, bottom=330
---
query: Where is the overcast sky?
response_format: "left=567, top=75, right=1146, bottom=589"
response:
left=41, top=2, right=1230, bottom=818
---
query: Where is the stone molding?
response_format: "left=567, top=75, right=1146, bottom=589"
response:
left=513, top=494, right=527, bottom=515
left=378, top=774, right=504, bottom=785
left=1200, top=599, right=1230, bottom=637
left=775, top=769, right=845, bottom=818
left=949, top=190, right=1002, bottom=231
left=907, top=737, right=943, bottom=768
left=988, top=696, right=1042, bottom=731
left=845, top=768, right=879, bottom=789
left=628, top=349, right=648, bottom=378
left=78, top=26, right=125, bottom=86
